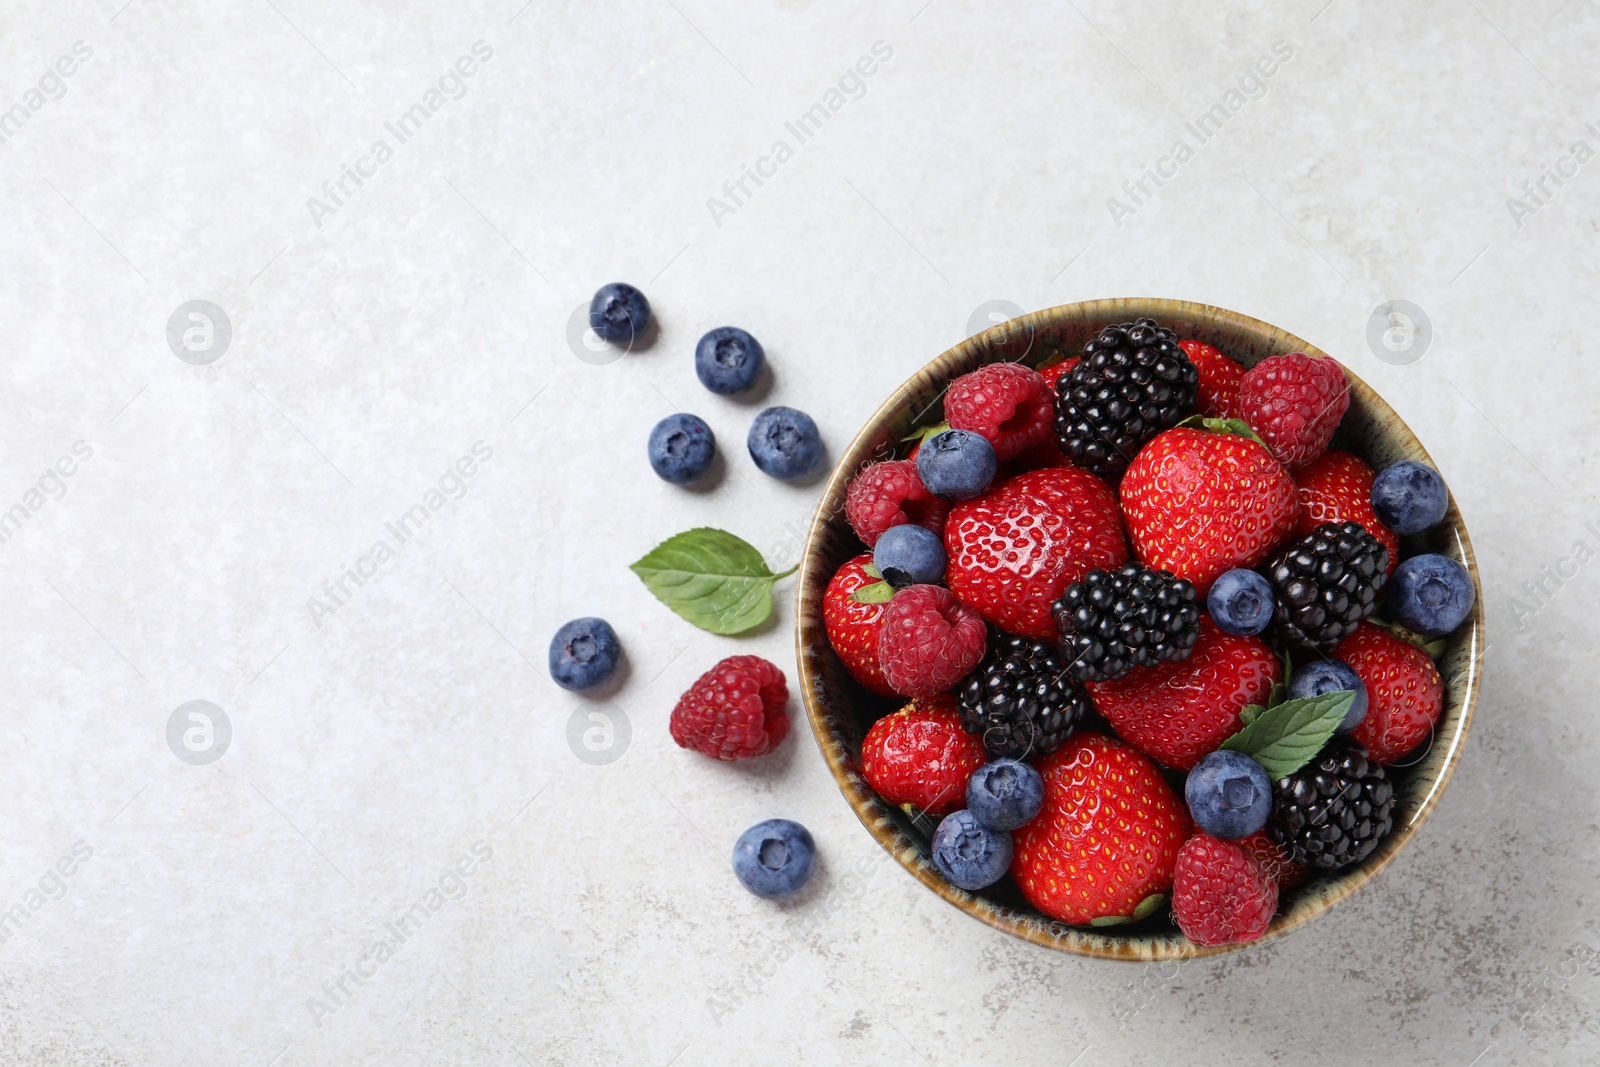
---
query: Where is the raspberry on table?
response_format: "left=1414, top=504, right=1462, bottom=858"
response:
left=670, top=655, right=790, bottom=761
left=876, top=585, right=987, bottom=698
left=845, top=460, right=949, bottom=547
left=944, top=361, right=1055, bottom=460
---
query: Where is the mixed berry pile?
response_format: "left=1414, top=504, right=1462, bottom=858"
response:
left=822, top=317, right=1474, bottom=946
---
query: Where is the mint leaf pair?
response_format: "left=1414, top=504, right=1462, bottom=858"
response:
left=630, top=528, right=796, bottom=635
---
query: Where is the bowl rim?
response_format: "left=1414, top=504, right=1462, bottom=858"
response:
left=794, top=297, right=1484, bottom=962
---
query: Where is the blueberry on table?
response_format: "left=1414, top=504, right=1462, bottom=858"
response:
left=1185, top=750, right=1272, bottom=840
left=966, top=760, right=1045, bottom=831
left=548, top=618, right=621, bottom=691
left=916, top=429, right=996, bottom=500
left=648, top=413, right=716, bottom=484
left=747, top=406, right=822, bottom=480
left=588, top=282, right=651, bottom=343
left=873, top=523, right=946, bottom=588
left=1370, top=460, right=1448, bottom=534
left=732, top=819, right=816, bottom=899
left=695, top=326, right=765, bottom=395
left=1387, top=552, right=1476, bottom=636
left=1207, top=568, right=1275, bottom=636
left=1288, top=659, right=1369, bottom=732
left=930, top=809, right=1013, bottom=890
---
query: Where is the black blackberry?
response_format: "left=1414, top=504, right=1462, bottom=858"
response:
left=1268, top=736, right=1395, bottom=869
left=1050, top=562, right=1200, bottom=682
left=1265, top=520, right=1389, bottom=652
left=1053, top=317, right=1199, bottom=481
left=956, top=633, right=1090, bottom=759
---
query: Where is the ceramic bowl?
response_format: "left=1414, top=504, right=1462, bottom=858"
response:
left=794, top=297, right=1483, bottom=961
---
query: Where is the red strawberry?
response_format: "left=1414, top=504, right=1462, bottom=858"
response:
left=1039, top=358, right=1080, bottom=392
left=1238, top=830, right=1308, bottom=890
left=1119, top=426, right=1299, bottom=597
left=1086, top=615, right=1280, bottom=770
left=1011, top=733, right=1190, bottom=925
left=945, top=467, right=1127, bottom=640
left=1339, top=622, right=1444, bottom=764
left=1178, top=340, right=1244, bottom=419
left=1171, top=833, right=1278, bottom=945
left=669, top=656, right=790, bottom=761
left=845, top=460, right=949, bottom=547
left=945, top=362, right=1055, bottom=460
left=860, top=695, right=986, bottom=815
left=823, top=554, right=896, bottom=697
left=1294, top=450, right=1400, bottom=578
left=1237, top=352, right=1351, bottom=469
left=877, top=585, right=988, bottom=698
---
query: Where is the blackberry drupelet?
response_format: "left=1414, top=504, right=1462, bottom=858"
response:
left=1050, top=562, right=1200, bottom=682
left=956, top=633, right=1090, bottom=759
left=1053, top=317, right=1199, bottom=481
left=1268, top=736, right=1395, bottom=869
left=1265, top=520, right=1389, bottom=652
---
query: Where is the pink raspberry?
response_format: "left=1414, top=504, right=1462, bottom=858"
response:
left=1172, top=833, right=1279, bottom=946
left=1237, top=352, right=1350, bottom=469
left=845, top=460, right=949, bottom=547
left=669, top=656, right=790, bottom=761
left=876, top=585, right=987, bottom=698
left=945, top=362, right=1054, bottom=460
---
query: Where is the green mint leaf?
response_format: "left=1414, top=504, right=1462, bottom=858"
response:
left=1219, top=691, right=1354, bottom=779
left=901, top=421, right=950, bottom=445
left=851, top=580, right=894, bottom=604
left=629, top=528, right=794, bottom=635
left=1174, top=414, right=1268, bottom=449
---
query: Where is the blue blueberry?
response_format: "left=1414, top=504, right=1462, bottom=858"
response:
left=873, top=524, right=946, bottom=588
left=747, top=406, right=823, bottom=480
left=916, top=429, right=997, bottom=500
left=1288, top=659, right=1369, bottom=732
left=930, top=809, right=1013, bottom=890
left=1184, top=750, right=1272, bottom=840
left=648, top=413, right=716, bottom=484
left=732, top=819, right=815, bottom=899
left=965, top=760, right=1045, bottom=831
left=1388, top=552, right=1476, bottom=636
left=1207, top=568, right=1275, bottom=636
left=548, top=617, right=621, bottom=691
left=695, top=326, right=765, bottom=395
left=1370, top=460, right=1448, bottom=534
left=588, top=282, right=651, bottom=343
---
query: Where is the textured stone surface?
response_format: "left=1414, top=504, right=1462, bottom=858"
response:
left=0, top=1, right=1594, bottom=1064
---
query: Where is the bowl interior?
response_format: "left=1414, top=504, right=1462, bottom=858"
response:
left=795, top=298, right=1483, bottom=961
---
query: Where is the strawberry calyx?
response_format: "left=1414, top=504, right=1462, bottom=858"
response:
left=1174, top=414, right=1268, bottom=449
left=1088, top=892, right=1169, bottom=926
left=1368, top=617, right=1448, bottom=658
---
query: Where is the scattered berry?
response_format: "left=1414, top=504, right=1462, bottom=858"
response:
left=1051, top=562, right=1200, bottom=682
left=670, top=655, right=790, bottom=761
left=845, top=460, right=949, bottom=548
left=1207, top=568, right=1275, bottom=636
left=945, top=362, right=1055, bottom=459
left=1011, top=733, right=1190, bottom=925
left=1185, top=750, right=1273, bottom=840
left=966, top=759, right=1046, bottom=831
left=1288, top=659, right=1369, bottom=733
left=1238, top=829, right=1308, bottom=890
left=1268, top=736, right=1394, bottom=869
left=1387, top=553, right=1476, bottom=636
left=1171, top=833, right=1278, bottom=945
left=588, top=282, right=651, bottom=343
left=877, top=585, right=988, bottom=698
left=956, top=633, right=1091, bottom=759
left=1371, top=460, right=1449, bottom=534
left=695, top=326, right=765, bottom=394
left=822, top=554, right=896, bottom=697
left=748, top=406, right=823, bottom=480
left=1054, top=318, right=1199, bottom=481
left=1339, top=622, right=1443, bottom=765
left=1120, top=426, right=1300, bottom=597
left=732, top=819, right=815, bottom=899
left=1294, top=450, right=1400, bottom=579
left=873, top=523, right=946, bottom=589
left=1237, top=352, right=1349, bottom=469
left=931, top=809, right=1014, bottom=890
left=861, top=695, right=987, bottom=815
left=1265, top=521, right=1389, bottom=652
left=1086, top=615, right=1280, bottom=770
left=647, top=413, right=716, bottom=484
left=916, top=429, right=997, bottom=500
left=548, top=617, right=621, bottom=691
left=1178, top=339, right=1245, bottom=419
left=945, top=466, right=1127, bottom=641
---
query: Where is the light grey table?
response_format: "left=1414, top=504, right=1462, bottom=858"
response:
left=0, top=1, right=1592, bottom=1064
